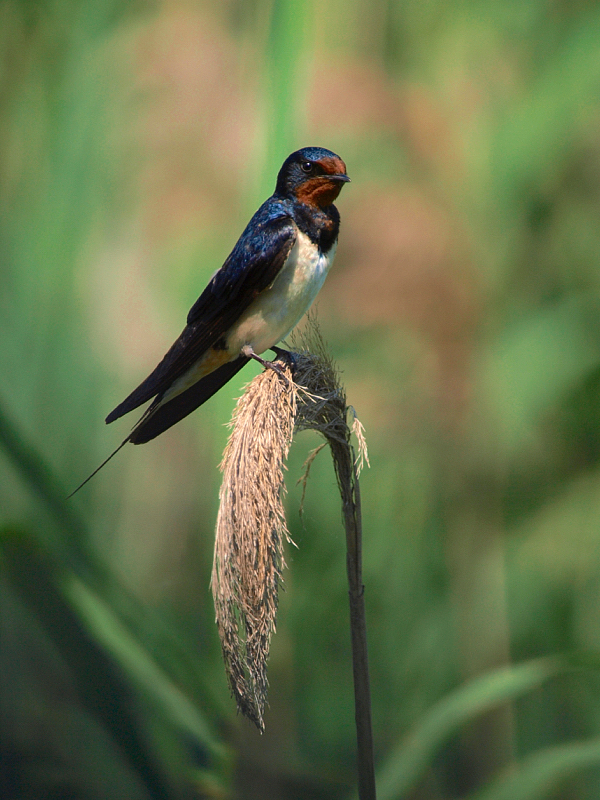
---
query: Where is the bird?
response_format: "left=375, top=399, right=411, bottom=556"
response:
left=70, top=147, right=349, bottom=495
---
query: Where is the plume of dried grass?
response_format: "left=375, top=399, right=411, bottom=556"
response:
left=211, top=318, right=375, bottom=798
left=211, top=360, right=296, bottom=730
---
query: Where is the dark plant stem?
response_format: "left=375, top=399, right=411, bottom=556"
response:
left=329, top=435, right=377, bottom=800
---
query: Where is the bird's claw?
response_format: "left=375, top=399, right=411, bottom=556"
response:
left=242, top=345, right=293, bottom=385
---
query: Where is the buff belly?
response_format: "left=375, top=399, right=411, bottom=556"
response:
left=159, top=231, right=336, bottom=405
left=226, top=231, right=336, bottom=355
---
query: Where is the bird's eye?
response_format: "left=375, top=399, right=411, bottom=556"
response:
left=300, top=161, right=313, bottom=173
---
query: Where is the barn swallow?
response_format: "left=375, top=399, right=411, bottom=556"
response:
left=70, top=147, right=349, bottom=494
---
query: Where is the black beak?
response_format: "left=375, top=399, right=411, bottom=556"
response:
left=329, top=173, right=351, bottom=183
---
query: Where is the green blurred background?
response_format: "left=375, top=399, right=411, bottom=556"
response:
left=4, top=0, right=600, bottom=798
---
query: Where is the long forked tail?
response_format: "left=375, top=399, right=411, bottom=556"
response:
left=68, top=355, right=250, bottom=496
left=67, top=437, right=130, bottom=498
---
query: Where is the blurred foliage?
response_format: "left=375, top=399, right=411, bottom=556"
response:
left=3, top=0, right=600, bottom=798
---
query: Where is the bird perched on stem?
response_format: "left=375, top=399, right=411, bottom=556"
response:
left=71, top=147, right=349, bottom=494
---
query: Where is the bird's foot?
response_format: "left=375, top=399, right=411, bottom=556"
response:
left=242, top=345, right=293, bottom=385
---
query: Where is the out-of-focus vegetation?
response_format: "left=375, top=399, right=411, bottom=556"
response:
left=3, top=0, right=600, bottom=797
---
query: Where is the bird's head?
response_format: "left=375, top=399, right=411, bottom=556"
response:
left=275, top=147, right=350, bottom=208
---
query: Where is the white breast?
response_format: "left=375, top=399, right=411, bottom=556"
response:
left=226, top=230, right=336, bottom=355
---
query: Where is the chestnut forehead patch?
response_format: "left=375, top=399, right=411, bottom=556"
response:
left=316, top=155, right=347, bottom=176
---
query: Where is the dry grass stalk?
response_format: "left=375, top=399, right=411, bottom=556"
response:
left=291, top=320, right=376, bottom=800
left=212, top=319, right=374, bottom=797
left=211, top=360, right=296, bottom=730
left=290, top=320, right=349, bottom=447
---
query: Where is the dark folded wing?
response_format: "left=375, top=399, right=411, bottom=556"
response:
left=129, top=356, right=250, bottom=443
left=106, top=213, right=296, bottom=424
